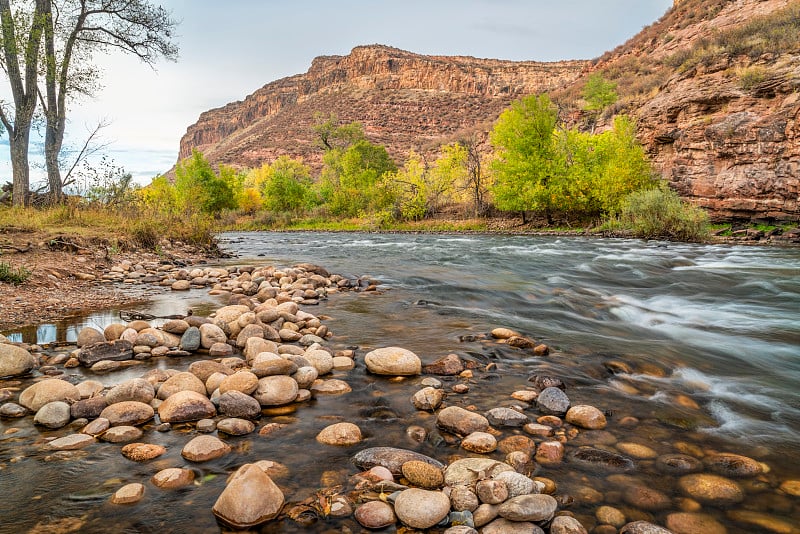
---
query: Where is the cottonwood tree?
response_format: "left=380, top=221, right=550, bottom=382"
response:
left=0, top=0, right=48, bottom=206
left=40, top=0, right=178, bottom=202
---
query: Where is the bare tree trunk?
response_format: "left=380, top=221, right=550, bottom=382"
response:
left=45, top=122, right=63, bottom=203
left=9, top=127, right=31, bottom=206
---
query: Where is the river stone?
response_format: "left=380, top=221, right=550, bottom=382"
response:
left=705, top=452, right=763, bottom=478
left=623, top=485, right=672, bottom=511
left=678, top=473, right=744, bottom=505
left=498, top=493, right=558, bottom=522
left=491, top=328, right=519, bottom=339
left=620, top=521, right=674, bottom=534
left=76, top=379, right=104, bottom=399
left=437, top=405, right=489, bottom=436
left=76, top=339, right=134, bottom=366
left=209, top=342, right=234, bottom=357
left=537, top=387, right=570, bottom=415
left=19, top=379, right=81, bottom=411
left=494, top=471, right=536, bottom=498
left=0, top=402, right=27, bottom=417
left=450, top=486, right=480, bottom=512
left=483, top=518, right=544, bottom=534
left=219, top=370, right=259, bottom=395
left=726, top=510, right=799, bottom=533
left=477, top=479, right=509, bottom=505
left=121, top=442, right=167, bottom=461
left=177, top=326, right=201, bottom=352
left=99, top=401, right=154, bottom=426
left=364, top=347, right=422, bottom=376
left=444, top=458, right=514, bottom=486
left=106, top=378, right=155, bottom=405
left=353, top=447, right=445, bottom=476
left=779, top=479, right=800, bottom=496
left=218, top=390, right=262, bottom=419
left=214, top=305, right=251, bottom=326
left=188, top=360, right=232, bottom=382
left=304, top=349, right=334, bottom=375
left=551, top=515, right=589, bottom=534
left=566, top=405, right=607, bottom=429
left=252, top=355, right=297, bottom=377
left=217, top=417, right=256, bottom=436
left=401, top=460, right=444, bottom=489
left=111, top=483, right=145, bottom=504
left=182, top=434, right=232, bottom=462
left=212, top=464, right=284, bottom=528
left=422, top=353, right=465, bottom=375
left=82, top=417, right=110, bottom=436
left=77, top=327, right=105, bottom=348
left=412, top=387, right=445, bottom=411
left=69, top=396, right=107, bottom=419
left=665, top=512, right=727, bottom=534
left=309, top=378, right=351, bottom=395
left=291, top=366, right=318, bottom=389
left=199, top=323, right=227, bottom=349
left=461, top=431, right=497, bottom=453
left=354, top=500, right=397, bottom=529
left=485, top=407, right=529, bottom=427
left=316, top=422, right=362, bottom=446
left=151, top=467, right=195, bottom=490
left=44, top=433, right=96, bottom=450
left=101, top=425, right=143, bottom=443
left=157, top=371, right=207, bottom=400
left=158, top=390, right=216, bottom=423
left=394, top=488, right=451, bottom=529
left=0, top=344, right=35, bottom=377
left=656, top=453, right=704, bottom=474
left=570, top=447, right=636, bottom=472
left=103, top=323, right=127, bottom=341
left=596, top=505, right=627, bottom=527
left=235, top=323, right=264, bottom=348
left=616, top=442, right=659, bottom=459
left=253, top=375, right=298, bottom=406
left=33, top=401, right=71, bottom=428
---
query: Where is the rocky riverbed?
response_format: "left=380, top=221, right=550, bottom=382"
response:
left=1, top=260, right=799, bottom=533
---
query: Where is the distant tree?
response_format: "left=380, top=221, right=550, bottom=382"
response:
left=174, top=150, right=236, bottom=214
left=260, top=156, right=315, bottom=213
left=455, top=135, right=491, bottom=217
left=312, top=112, right=366, bottom=151
left=582, top=72, right=618, bottom=132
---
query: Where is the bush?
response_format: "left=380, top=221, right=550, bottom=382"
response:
left=0, top=261, right=31, bottom=285
left=129, top=219, right=161, bottom=249
left=737, top=66, right=767, bottom=90
left=611, top=185, right=710, bottom=241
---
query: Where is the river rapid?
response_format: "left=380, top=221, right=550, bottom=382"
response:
left=1, top=231, right=798, bottom=533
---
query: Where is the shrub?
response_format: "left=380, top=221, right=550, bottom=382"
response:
left=129, top=219, right=161, bottom=249
left=611, top=185, right=710, bottom=241
left=0, top=261, right=31, bottom=285
left=737, top=66, right=767, bottom=90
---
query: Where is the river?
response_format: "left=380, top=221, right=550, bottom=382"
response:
left=1, top=232, right=798, bottom=533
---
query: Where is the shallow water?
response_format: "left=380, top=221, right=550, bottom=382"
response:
left=1, top=232, right=799, bottom=533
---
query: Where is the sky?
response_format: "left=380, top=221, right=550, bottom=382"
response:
left=1, top=0, right=673, bottom=188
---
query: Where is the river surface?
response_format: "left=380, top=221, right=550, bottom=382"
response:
left=1, top=232, right=799, bottom=533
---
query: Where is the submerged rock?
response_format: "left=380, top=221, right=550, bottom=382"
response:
left=212, top=464, right=284, bottom=528
left=364, top=347, right=422, bottom=376
left=353, top=447, right=444, bottom=476
left=570, top=447, right=635, bottom=472
left=436, top=405, right=489, bottom=436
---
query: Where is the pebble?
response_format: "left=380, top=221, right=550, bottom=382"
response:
left=182, top=435, right=231, bottom=462
left=110, top=483, right=145, bottom=504
left=535, top=441, right=565, bottom=464
left=623, top=485, right=672, bottom=511
left=485, top=407, right=529, bottom=427
left=656, top=453, right=704, bottom=474
left=565, top=404, right=607, bottom=429
left=121, top=443, right=167, bottom=461
left=536, top=387, right=570, bottom=416
left=412, top=386, right=445, bottom=411
left=0, top=402, right=27, bottom=417
left=570, top=447, right=635, bottom=472
left=423, top=353, right=465, bottom=376
left=316, top=422, right=362, bottom=445
left=309, top=378, right=351, bottom=395
left=354, top=501, right=397, bottom=529
left=82, top=417, right=110, bottom=436
left=394, top=488, right=451, bottom=529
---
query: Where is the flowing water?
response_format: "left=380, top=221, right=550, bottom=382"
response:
left=1, top=232, right=799, bottom=533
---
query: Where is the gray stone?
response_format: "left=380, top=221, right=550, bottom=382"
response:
left=76, top=339, right=134, bottom=366
left=218, top=390, right=262, bottom=419
left=536, top=387, right=570, bottom=415
left=0, top=402, right=26, bottom=417
left=485, top=407, right=529, bottom=427
left=179, top=327, right=202, bottom=351
left=34, top=401, right=72, bottom=428
left=497, top=494, right=558, bottom=522
left=353, top=446, right=445, bottom=476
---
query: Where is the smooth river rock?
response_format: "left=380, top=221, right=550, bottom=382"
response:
left=316, top=422, right=362, bottom=446
left=151, top=468, right=195, bottom=489
left=353, top=446, right=445, bottom=476
left=444, top=458, right=514, bottom=487
left=182, top=434, right=232, bottom=462
left=566, top=405, right=607, bottom=429
left=157, top=371, right=207, bottom=400
left=218, top=390, right=262, bottom=419
left=705, top=452, right=763, bottom=478
left=570, top=446, right=636, bottom=472
left=34, top=401, right=72, bottom=428
left=354, top=500, right=397, bottom=529
left=99, top=401, right=154, bottom=426
left=394, top=488, right=451, bottom=529
left=0, top=344, right=35, bottom=377
left=253, top=375, right=298, bottom=406
left=436, top=405, right=489, bottom=436
left=110, top=483, right=145, bottom=504
left=536, top=387, right=570, bottom=416
left=364, top=347, right=422, bottom=376
left=498, top=494, right=558, bottom=522
left=678, top=473, right=744, bottom=505
left=105, top=378, right=155, bottom=405
left=44, top=433, right=96, bottom=450
left=158, top=390, right=216, bottom=423
left=485, top=407, right=529, bottom=427
left=76, top=339, right=133, bottom=366
left=551, top=515, right=589, bottom=534
left=19, top=379, right=81, bottom=411
left=212, top=464, right=284, bottom=528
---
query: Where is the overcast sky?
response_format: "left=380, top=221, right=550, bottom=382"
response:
left=1, top=0, right=673, bottom=187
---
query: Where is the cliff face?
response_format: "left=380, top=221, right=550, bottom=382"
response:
left=178, top=45, right=587, bottom=170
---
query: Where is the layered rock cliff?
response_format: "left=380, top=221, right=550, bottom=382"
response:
left=178, top=45, right=587, bottom=170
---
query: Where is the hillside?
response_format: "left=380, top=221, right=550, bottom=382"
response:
left=178, top=1, right=800, bottom=222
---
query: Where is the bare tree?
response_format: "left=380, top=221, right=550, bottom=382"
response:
left=0, top=0, right=47, bottom=206
left=40, top=0, right=178, bottom=202
left=458, top=133, right=490, bottom=217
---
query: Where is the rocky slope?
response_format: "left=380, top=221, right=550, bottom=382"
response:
left=178, top=45, right=587, bottom=170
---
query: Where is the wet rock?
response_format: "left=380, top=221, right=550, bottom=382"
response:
left=188, top=360, right=232, bottom=382
left=34, top=401, right=72, bottom=428
left=0, top=344, right=35, bottom=377
left=106, top=378, right=155, bottom=405
left=217, top=417, right=255, bottom=436
left=666, top=512, right=727, bottom=534
left=0, top=402, right=27, bottom=417
left=19, top=379, right=81, bottom=411
left=566, top=405, right=607, bottom=429
left=461, top=431, right=498, bottom=453
left=90, top=360, right=123, bottom=372
left=182, top=434, right=232, bottom=462
left=304, top=349, right=334, bottom=375
left=484, top=518, right=544, bottom=533
left=477, top=479, right=509, bottom=505
left=219, top=370, right=259, bottom=395
left=218, top=390, right=262, bottom=419
left=171, top=280, right=191, bottom=291
left=485, top=407, right=529, bottom=427
left=596, top=505, right=627, bottom=527
left=152, top=467, right=195, bottom=489
left=528, top=374, right=565, bottom=390
left=436, top=405, right=489, bottom=436
left=551, top=516, right=589, bottom=534
left=444, top=458, right=514, bottom=486
left=110, top=483, right=144, bottom=504
left=473, top=503, right=500, bottom=527
left=705, top=452, right=763, bottom=478
left=364, top=347, right=422, bottom=376
left=44, top=433, right=96, bottom=450
left=253, top=375, right=298, bottom=405
left=617, top=442, right=658, bottom=459
left=498, top=435, right=536, bottom=455
left=157, top=371, right=207, bottom=400
left=726, top=510, right=800, bottom=534
left=624, top=485, right=672, bottom=511
left=536, top=387, right=570, bottom=415
left=394, top=488, right=451, bottom=529
left=678, top=474, right=744, bottom=505
left=655, top=454, right=704, bottom=475
left=779, top=480, right=800, bottom=497
left=451, top=486, right=480, bottom=512
left=251, top=355, right=297, bottom=377
left=236, top=323, right=265, bottom=348
left=423, top=353, right=465, bottom=375
left=353, top=447, right=445, bottom=476
left=82, top=417, right=110, bottom=436
left=212, top=464, right=284, bottom=528
left=158, top=390, right=216, bottom=423
left=103, top=323, right=127, bottom=341
left=570, top=447, right=635, bottom=472
left=316, top=422, right=362, bottom=446
left=491, top=328, right=519, bottom=339
left=494, top=471, right=535, bottom=498
left=101, top=425, right=144, bottom=443
left=620, top=521, right=674, bottom=534
left=402, top=460, right=444, bottom=489
left=309, top=378, right=351, bottom=395
left=76, top=379, right=104, bottom=399
left=412, top=386, right=445, bottom=411
left=70, top=397, right=108, bottom=420
left=162, top=319, right=190, bottom=335
left=291, top=366, right=318, bottom=389
left=199, top=323, right=227, bottom=349
left=121, top=442, right=167, bottom=461
left=76, top=340, right=133, bottom=366
left=179, top=327, right=201, bottom=351
left=77, top=327, right=105, bottom=348
left=99, top=401, right=154, bottom=426
left=354, top=501, right=397, bottom=529
left=498, top=493, right=557, bottom=522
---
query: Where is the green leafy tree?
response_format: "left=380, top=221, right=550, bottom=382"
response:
left=138, top=174, right=178, bottom=214
left=174, top=150, right=236, bottom=214
left=313, top=112, right=366, bottom=151
left=582, top=73, right=618, bottom=132
left=260, top=156, right=315, bottom=213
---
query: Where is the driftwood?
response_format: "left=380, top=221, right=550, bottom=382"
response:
left=119, top=310, right=192, bottom=322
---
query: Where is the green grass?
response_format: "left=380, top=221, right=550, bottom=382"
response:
left=0, top=261, right=31, bottom=285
